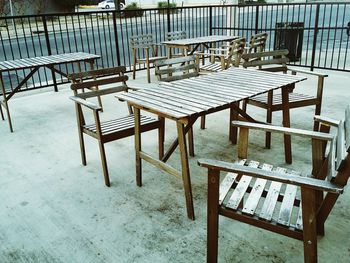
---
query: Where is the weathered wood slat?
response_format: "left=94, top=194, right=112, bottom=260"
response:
left=71, top=76, right=128, bottom=90
left=295, top=204, right=303, bottom=230
left=218, top=159, right=246, bottom=205
left=259, top=167, right=285, bottom=221
left=277, top=171, right=300, bottom=226
left=226, top=161, right=259, bottom=210
left=242, top=163, right=273, bottom=215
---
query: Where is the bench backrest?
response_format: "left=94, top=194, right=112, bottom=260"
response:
left=155, top=55, right=199, bottom=82
left=69, top=66, right=128, bottom=99
left=242, top=49, right=289, bottom=72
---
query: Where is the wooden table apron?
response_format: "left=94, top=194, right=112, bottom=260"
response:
left=0, top=52, right=100, bottom=132
left=116, top=68, right=306, bottom=220
left=162, top=35, right=240, bottom=58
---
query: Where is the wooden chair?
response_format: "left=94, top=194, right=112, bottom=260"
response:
left=130, top=34, right=167, bottom=83
left=242, top=49, right=328, bottom=149
left=195, top=37, right=246, bottom=73
left=155, top=55, right=199, bottom=156
left=69, top=66, right=165, bottom=187
left=166, top=31, right=187, bottom=57
left=198, top=105, right=350, bottom=263
left=246, top=32, right=268, bottom=54
left=155, top=55, right=199, bottom=82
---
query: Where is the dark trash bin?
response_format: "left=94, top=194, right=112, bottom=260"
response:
left=274, top=22, right=304, bottom=62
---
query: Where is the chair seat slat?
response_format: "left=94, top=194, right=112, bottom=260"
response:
left=242, top=163, right=273, bottom=215
left=226, top=161, right=259, bottom=210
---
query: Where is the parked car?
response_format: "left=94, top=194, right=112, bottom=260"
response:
left=98, top=1, right=116, bottom=9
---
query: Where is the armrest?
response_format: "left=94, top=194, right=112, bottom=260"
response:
left=69, top=96, right=102, bottom=111
left=287, top=67, right=328, bottom=77
left=314, top=115, right=340, bottom=127
left=198, top=158, right=343, bottom=194
left=232, top=121, right=334, bottom=141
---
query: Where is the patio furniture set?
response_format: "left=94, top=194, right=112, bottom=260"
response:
left=1, top=31, right=349, bottom=263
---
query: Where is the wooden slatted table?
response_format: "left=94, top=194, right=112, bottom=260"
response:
left=116, top=67, right=306, bottom=220
left=162, top=35, right=239, bottom=58
left=0, top=52, right=100, bottom=132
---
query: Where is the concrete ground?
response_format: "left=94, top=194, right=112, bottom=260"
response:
left=0, top=68, right=349, bottom=263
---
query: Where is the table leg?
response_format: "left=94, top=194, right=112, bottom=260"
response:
left=0, top=73, right=13, bottom=132
left=282, top=85, right=292, bottom=164
left=229, top=102, right=239, bottom=144
left=177, top=121, right=195, bottom=220
left=134, top=107, right=142, bottom=187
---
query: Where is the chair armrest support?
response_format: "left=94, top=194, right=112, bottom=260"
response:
left=314, top=115, right=340, bottom=127
left=232, top=121, right=334, bottom=141
left=198, top=159, right=343, bottom=194
left=69, top=96, right=102, bottom=111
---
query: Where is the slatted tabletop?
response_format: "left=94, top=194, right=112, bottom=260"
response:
left=162, top=35, right=240, bottom=46
left=0, top=52, right=100, bottom=72
left=116, top=67, right=306, bottom=121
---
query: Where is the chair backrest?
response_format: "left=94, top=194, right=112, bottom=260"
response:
left=226, top=37, right=246, bottom=67
left=130, top=34, right=154, bottom=49
left=242, top=49, right=289, bottom=72
left=69, top=66, right=129, bottom=99
left=248, top=32, right=268, bottom=54
left=167, top=31, right=186, bottom=41
left=155, top=55, right=199, bottom=82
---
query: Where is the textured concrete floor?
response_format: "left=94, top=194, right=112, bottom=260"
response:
left=0, top=68, right=349, bottom=263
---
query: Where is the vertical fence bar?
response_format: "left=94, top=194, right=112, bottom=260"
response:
left=310, top=4, right=320, bottom=71
left=255, top=4, right=259, bottom=34
left=113, top=11, right=121, bottom=67
left=209, top=6, right=213, bottom=36
left=42, top=15, right=58, bottom=92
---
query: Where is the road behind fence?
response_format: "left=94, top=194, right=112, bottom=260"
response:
left=0, top=2, right=349, bottom=94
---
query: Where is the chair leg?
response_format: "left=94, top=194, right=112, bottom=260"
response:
left=207, top=168, right=220, bottom=263
left=301, top=188, right=318, bottom=263
left=265, top=90, right=273, bottom=149
left=229, top=103, right=239, bottom=145
left=158, top=117, right=165, bottom=160
left=188, top=127, right=194, bottom=157
left=200, top=115, right=206, bottom=129
left=0, top=103, right=4, bottom=120
left=265, top=108, right=272, bottom=149
left=78, top=131, right=87, bottom=166
left=313, top=103, right=322, bottom=131
left=97, top=140, right=111, bottom=187
left=146, top=62, right=151, bottom=83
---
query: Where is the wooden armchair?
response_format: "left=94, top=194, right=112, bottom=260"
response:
left=69, top=66, right=165, bottom=187
left=242, top=49, right=328, bottom=149
left=194, top=37, right=246, bottom=73
left=130, top=34, right=167, bottom=83
left=198, top=105, right=350, bottom=263
left=155, top=55, right=199, bottom=156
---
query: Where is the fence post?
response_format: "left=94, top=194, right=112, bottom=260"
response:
left=209, top=6, right=213, bottom=35
left=113, top=11, right=121, bottom=67
left=310, top=4, right=320, bottom=71
left=167, top=3, right=171, bottom=32
left=255, top=4, right=259, bottom=34
left=42, top=15, right=58, bottom=92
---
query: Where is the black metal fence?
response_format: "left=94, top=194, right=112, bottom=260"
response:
left=0, top=2, right=349, bottom=94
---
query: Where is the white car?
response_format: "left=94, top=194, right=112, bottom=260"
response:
left=98, top=1, right=116, bottom=9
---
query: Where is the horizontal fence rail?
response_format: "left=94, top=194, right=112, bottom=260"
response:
left=0, top=3, right=349, bottom=94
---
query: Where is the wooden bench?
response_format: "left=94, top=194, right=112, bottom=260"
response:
left=69, top=66, right=165, bottom=187
left=242, top=49, right=328, bottom=150
left=198, top=105, right=350, bottom=262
